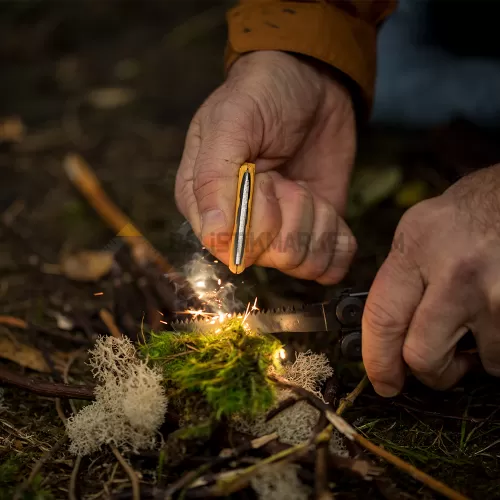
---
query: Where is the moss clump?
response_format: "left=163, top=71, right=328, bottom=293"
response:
left=141, top=317, right=283, bottom=419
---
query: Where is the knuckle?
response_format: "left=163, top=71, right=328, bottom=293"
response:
left=362, top=299, right=407, bottom=339
left=442, top=254, right=481, bottom=287
left=402, top=343, right=437, bottom=376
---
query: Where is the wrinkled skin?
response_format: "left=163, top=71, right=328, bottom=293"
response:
left=362, top=164, right=500, bottom=396
left=175, top=51, right=357, bottom=284
left=175, top=50, right=500, bottom=395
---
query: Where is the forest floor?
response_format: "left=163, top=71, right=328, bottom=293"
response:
left=1, top=2, right=500, bottom=499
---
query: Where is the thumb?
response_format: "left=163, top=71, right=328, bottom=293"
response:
left=193, top=96, right=262, bottom=260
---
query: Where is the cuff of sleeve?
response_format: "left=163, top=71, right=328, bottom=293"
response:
left=224, top=1, right=377, bottom=118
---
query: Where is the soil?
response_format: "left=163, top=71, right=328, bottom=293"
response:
left=1, top=1, right=500, bottom=499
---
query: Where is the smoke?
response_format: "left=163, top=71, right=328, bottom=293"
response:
left=181, top=251, right=245, bottom=314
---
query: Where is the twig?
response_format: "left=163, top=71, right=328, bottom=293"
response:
left=110, top=445, right=140, bottom=500
left=69, top=456, right=82, bottom=500
left=207, top=440, right=312, bottom=496
left=264, top=396, right=304, bottom=422
left=270, top=375, right=470, bottom=500
left=63, top=153, right=191, bottom=294
left=100, top=308, right=124, bottom=339
left=0, top=315, right=27, bottom=328
left=337, top=375, right=369, bottom=416
left=163, top=433, right=279, bottom=499
left=314, top=376, right=341, bottom=500
left=0, top=365, right=95, bottom=399
left=13, top=433, right=68, bottom=500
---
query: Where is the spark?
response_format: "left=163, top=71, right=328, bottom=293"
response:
left=217, top=279, right=221, bottom=285
left=94, top=292, right=104, bottom=296
left=214, top=260, right=219, bottom=263
left=279, top=348, right=286, bottom=360
left=160, top=320, right=168, bottom=325
left=157, top=310, right=164, bottom=316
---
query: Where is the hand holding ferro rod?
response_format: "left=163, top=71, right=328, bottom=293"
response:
left=229, top=162, right=255, bottom=274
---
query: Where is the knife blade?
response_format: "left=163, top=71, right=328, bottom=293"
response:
left=169, top=289, right=368, bottom=360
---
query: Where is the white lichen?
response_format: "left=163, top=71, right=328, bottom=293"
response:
left=250, top=463, right=312, bottom=500
left=279, top=350, right=334, bottom=401
left=66, top=336, right=168, bottom=456
left=232, top=349, right=347, bottom=455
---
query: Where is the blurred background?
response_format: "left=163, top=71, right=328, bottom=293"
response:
left=1, top=0, right=500, bottom=307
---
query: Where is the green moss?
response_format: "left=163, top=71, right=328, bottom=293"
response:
left=140, top=317, right=283, bottom=420
left=0, top=455, right=21, bottom=484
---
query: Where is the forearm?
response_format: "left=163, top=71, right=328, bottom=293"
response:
left=224, top=0, right=397, bottom=119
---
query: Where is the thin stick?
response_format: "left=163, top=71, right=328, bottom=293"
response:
left=337, top=375, right=369, bottom=416
left=354, top=434, right=469, bottom=500
left=0, top=315, right=27, bottom=328
left=0, top=365, right=95, bottom=399
left=270, top=375, right=470, bottom=500
left=111, top=445, right=140, bottom=500
left=314, top=376, right=369, bottom=499
left=63, top=153, right=186, bottom=287
left=99, top=309, right=123, bottom=339
left=69, top=456, right=82, bottom=500
left=13, top=434, right=68, bottom=500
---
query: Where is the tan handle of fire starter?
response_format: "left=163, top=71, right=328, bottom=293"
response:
left=229, top=162, right=255, bottom=274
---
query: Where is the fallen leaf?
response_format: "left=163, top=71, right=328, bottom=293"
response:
left=0, top=335, right=82, bottom=373
left=61, top=250, right=114, bottom=282
left=0, top=335, right=51, bottom=372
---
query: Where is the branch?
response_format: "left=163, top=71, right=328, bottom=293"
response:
left=270, top=375, right=470, bottom=500
left=0, top=365, right=95, bottom=400
left=63, top=153, right=197, bottom=300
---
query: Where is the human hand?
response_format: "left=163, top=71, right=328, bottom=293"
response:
left=362, top=164, right=500, bottom=396
left=175, top=51, right=357, bottom=283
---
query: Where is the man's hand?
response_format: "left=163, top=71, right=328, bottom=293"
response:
left=363, top=164, right=500, bottom=396
left=175, top=51, right=357, bottom=283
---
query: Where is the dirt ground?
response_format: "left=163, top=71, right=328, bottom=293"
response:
left=2, top=1, right=500, bottom=499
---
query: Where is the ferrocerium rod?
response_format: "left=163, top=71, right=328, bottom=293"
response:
left=229, top=162, right=255, bottom=274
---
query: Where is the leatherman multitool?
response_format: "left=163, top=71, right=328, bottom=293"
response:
left=170, top=288, right=368, bottom=361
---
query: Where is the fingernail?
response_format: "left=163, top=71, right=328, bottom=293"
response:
left=374, top=383, right=400, bottom=398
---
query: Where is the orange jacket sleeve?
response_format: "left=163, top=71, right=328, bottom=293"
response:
left=225, top=0, right=397, bottom=118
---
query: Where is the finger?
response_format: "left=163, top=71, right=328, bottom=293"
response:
left=316, top=216, right=357, bottom=285
left=274, top=191, right=338, bottom=281
left=473, top=311, right=500, bottom=378
left=175, top=119, right=203, bottom=236
left=402, top=284, right=476, bottom=389
left=247, top=172, right=315, bottom=273
left=362, top=246, right=425, bottom=397
left=184, top=95, right=264, bottom=257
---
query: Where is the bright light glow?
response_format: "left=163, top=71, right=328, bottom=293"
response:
left=279, top=348, right=286, bottom=360
left=195, top=280, right=206, bottom=288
